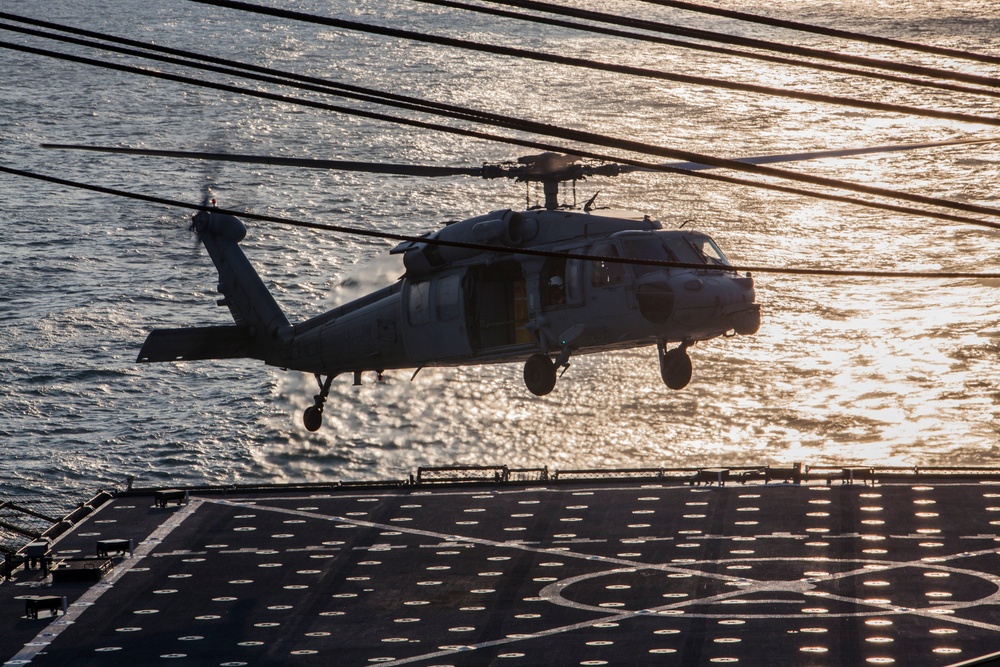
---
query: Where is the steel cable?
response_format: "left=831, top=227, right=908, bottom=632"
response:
left=182, top=0, right=1000, bottom=127
left=420, top=0, right=1000, bottom=94
left=638, top=0, right=1000, bottom=66
left=3, top=34, right=1000, bottom=231
left=4, top=164, right=998, bottom=280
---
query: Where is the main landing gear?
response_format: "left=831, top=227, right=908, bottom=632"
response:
left=524, top=342, right=693, bottom=396
left=303, top=374, right=333, bottom=432
left=658, top=340, right=693, bottom=390
left=523, top=346, right=572, bottom=397
left=523, top=354, right=557, bottom=396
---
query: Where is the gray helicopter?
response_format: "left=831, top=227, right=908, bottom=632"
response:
left=47, top=139, right=979, bottom=431
left=139, top=152, right=759, bottom=431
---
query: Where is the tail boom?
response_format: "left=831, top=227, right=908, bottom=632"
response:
left=137, top=210, right=292, bottom=365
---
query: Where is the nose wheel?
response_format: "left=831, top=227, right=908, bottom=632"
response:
left=658, top=340, right=693, bottom=390
left=303, top=374, right=334, bottom=432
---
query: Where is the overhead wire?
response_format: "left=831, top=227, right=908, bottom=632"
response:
left=637, top=0, right=1000, bottom=67
left=3, top=20, right=1000, bottom=231
left=22, top=4, right=977, bottom=105
left=8, top=11, right=996, bottom=136
left=413, top=0, right=1000, bottom=98
left=182, top=0, right=1000, bottom=128
left=4, top=30, right=1000, bottom=230
left=0, top=12, right=545, bottom=130
left=5, top=163, right=998, bottom=281
left=0, top=39, right=559, bottom=148
left=3, top=14, right=999, bottom=220
left=2, top=7, right=999, bottom=279
left=0, top=20, right=497, bottom=126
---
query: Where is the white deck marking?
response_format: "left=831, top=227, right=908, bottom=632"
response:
left=202, top=491, right=1000, bottom=664
left=5, top=499, right=201, bottom=666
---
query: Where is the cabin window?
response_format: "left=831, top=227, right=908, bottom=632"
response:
left=435, top=274, right=461, bottom=321
left=621, top=238, right=675, bottom=278
left=590, top=242, right=625, bottom=287
left=544, top=258, right=568, bottom=307
left=546, top=256, right=582, bottom=306
left=565, top=257, right=582, bottom=303
left=408, top=281, right=430, bottom=325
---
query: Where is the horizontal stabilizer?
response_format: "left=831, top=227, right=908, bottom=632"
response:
left=137, top=325, right=255, bottom=363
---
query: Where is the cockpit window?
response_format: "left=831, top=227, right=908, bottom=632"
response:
left=590, top=242, right=625, bottom=287
left=688, top=235, right=731, bottom=266
left=621, top=238, right=676, bottom=277
left=664, top=238, right=702, bottom=264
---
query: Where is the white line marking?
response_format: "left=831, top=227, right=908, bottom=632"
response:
left=5, top=499, right=201, bottom=666
left=202, top=492, right=1000, bottom=663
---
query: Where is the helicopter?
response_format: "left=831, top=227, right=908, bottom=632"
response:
left=45, top=138, right=987, bottom=432
left=42, top=138, right=996, bottom=431
left=117, top=150, right=760, bottom=431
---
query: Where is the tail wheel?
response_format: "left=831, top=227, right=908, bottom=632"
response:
left=303, top=374, right=334, bottom=431
left=303, top=405, right=323, bottom=432
left=523, top=354, right=557, bottom=396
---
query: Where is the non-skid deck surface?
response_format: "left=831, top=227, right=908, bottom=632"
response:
left=5, top=480, right=1000, bottom=666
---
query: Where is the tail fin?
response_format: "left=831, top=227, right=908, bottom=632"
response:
left=137, top=211, right=292, bottom=364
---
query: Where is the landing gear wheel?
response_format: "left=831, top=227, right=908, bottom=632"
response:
left=524, top=354, right=557, bottom=396
left=303, top=405, right=323, bottom=432
left=303, top=374, right=334, bottom=431
left=658, top=342, right=693, bottom=390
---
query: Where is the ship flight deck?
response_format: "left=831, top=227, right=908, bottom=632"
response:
left=4, top=465, right=1000, bottom=666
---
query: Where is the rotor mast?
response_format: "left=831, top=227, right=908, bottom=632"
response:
left=541, top=178, right=561, bottom=210
left=481, top=152, right=625, bottom=211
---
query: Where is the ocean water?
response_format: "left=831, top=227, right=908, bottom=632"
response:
left=2, top=0, right=999, bottom=508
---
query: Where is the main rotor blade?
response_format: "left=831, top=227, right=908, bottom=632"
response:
left=44, top=136, right=1000, bottom=184
left=40, top=144, right=484, bottom=177
left=646, top=137, right=1000, bottom=172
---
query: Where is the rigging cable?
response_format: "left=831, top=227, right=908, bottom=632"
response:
left=4, top=163, right=998, bottom=281
left=2, top=15, right=999, bottom=221
left=413, top=0, right=1000, bottom=96
left=180, top=0, right=1000, bottom=126
left=10, top=8, right=996, bottom=106
left=637, top=0, right=1000, bottom=66
left=3, top=34, right=1000, bottom=230
left=6, top=11, right=997, bottom=138
left=0, top=20, right=496, bottom=126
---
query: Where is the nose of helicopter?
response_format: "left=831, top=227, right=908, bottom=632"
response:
left=655, top=271, right=760, bottom=338
left=726, top=273, right=761, bottom=335
left=732, top=302, right=762, bottom=335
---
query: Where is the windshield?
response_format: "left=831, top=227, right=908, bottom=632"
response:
left=688, top=234, right=731, bottom=266
left=664, top=237, right=702, bottom=264
left=621, top=238, right=676, bottom=277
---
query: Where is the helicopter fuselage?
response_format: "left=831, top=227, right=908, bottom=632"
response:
left=150, top=207, right=755, bottom=370
left=138, top=206, right=759, bottom=428
left=284, top=208, right=759, bottom=376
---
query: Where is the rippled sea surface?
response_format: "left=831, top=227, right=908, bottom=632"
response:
left=2, top=0, right=999, bottom=506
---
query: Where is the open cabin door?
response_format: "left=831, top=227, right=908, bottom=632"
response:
left=467, top=261, right=532, bottom=352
